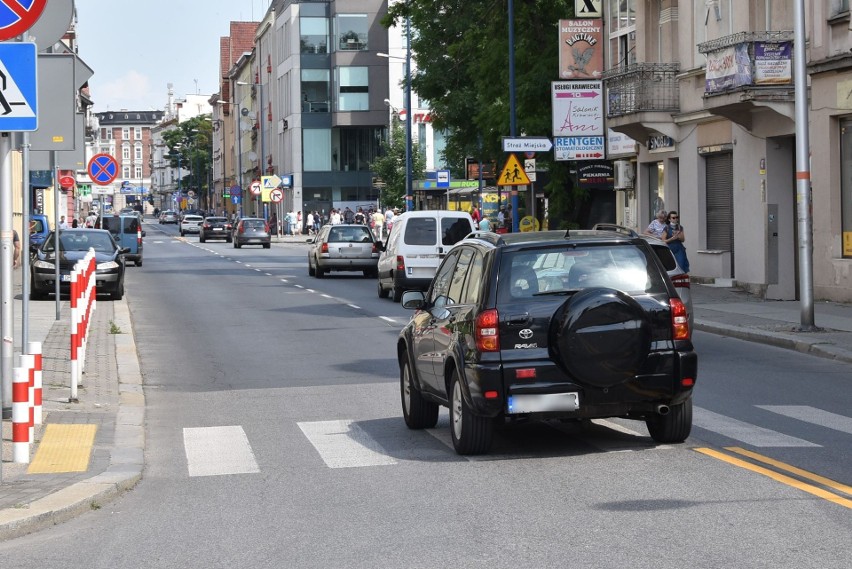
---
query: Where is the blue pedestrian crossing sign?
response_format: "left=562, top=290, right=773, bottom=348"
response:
left=0, top=42, right=37, bottom=131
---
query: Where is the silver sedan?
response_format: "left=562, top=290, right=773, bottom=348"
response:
left=307, top=224, right=379, bottom=278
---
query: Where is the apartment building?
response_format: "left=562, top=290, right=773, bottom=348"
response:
left=604, top=0, right=851, bottom=303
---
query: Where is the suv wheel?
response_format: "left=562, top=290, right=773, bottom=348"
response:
left=400, top=352, right=438, bottom=429
left=377, top=280, right=389, bottom=298
left=450, top=370, right=492, bottom=455
left=391, top=284, right=403, bottom=303
left=308, top=256, right=315, bottom=276
left=646, top=397, right=693, bottom=443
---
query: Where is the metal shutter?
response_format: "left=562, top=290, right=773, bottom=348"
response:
left=705, top=153, right=734, bottom=252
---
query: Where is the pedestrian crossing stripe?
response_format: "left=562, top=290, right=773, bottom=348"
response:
left=0, top=42, right=38, bottom=131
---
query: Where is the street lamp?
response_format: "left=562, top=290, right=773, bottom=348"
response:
left=378, top=22, right=413, bottom=213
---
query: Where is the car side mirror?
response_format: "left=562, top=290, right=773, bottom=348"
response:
left=401, top=290, right=426, bottom=310
left=120, top=247, right=131, bottom=254
left=306, top=238, right=315, bottom=244
left=141, top=231, right=147, bottom=238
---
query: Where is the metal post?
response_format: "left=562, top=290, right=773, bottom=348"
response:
left=258, top=80, right=264, bottom=218
left=53, top=152, right=60, bottom=320
left=508, top=0, right=519, bottom=233
left=404, top=16, right=413, bottom=212
left=22, top=132, right=31, bottom=346
left=1, top=132, right=14, bottom=423
left=793, top=0, right=814, bottom=329
left=236, top=85, right=244, bottom=219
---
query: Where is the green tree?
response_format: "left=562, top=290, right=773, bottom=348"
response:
left=162, top=117, right=214, bottom=207
left=384, top=0, right=586, bottom=227
left=370, top=117, right=427, bottom=210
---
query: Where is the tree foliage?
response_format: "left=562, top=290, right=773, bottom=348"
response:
left=383, top=0, right=589, bottom=226
left=370, top=118, right=427, bottom=209
left=162, top=116, right=214, bottom=198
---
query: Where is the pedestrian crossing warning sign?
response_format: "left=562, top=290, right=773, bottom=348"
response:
left=497, top=153, right=531, bottom=186
left=0, top=42, right=37, bottom=132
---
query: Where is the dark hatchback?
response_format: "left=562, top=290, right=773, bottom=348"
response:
left=397, top=229, right=697, bottom=455
left=30, top=229, right=128, bottom=301
left=199, top=216, right=233, bottom=242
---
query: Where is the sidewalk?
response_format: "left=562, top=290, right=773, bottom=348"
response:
left=0, top=269, right=144, bottom=540
left=0, top=243, right=850, bottom=540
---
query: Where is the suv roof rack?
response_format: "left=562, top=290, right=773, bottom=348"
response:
left=591, top=223, right=639, bottom=237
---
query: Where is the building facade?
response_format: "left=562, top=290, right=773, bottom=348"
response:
left=604, top=0, right=852, bottom=303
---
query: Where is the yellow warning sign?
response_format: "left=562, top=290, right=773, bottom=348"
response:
left=497, top=154, right=531, bottom=186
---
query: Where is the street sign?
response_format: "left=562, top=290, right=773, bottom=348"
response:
left=436, top=170, right=450, bottom=188
left=0, top=0, right=47, bottom=41
left=524, top=158, right=536, bottom=183
left=270, top=188, right=284, bottom=203
left=87, top=153, right=119, bottom=185
left=187, top=190, right=196, bottom=198
left=554, top=136, right=606, bottom=161
left=262, top=174, right=282, bottom=189
left=502, top=137, right=553, bottom=153
left=250, top=181, right=262, bottom=195
left=280, top=174, right=292, bottom=188
left=497, top=154, right=531, bottom=186
left=230, top=184, right=242, bottom=197
left=0, top=42, right=38, bottom=131
left=59, top=175, right=75, bottom=188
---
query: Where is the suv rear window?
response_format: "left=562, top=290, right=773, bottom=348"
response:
left=102, top=217, right=139, bottom=234
left=498, top=244, right=668, bottom=300
left=441, top=217, right=473, bottom=246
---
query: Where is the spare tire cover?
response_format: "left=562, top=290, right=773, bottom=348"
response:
left=550, top=287, right=652, bottom=388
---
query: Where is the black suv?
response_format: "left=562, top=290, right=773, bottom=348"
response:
left=397, top=229, right=697, bottom=455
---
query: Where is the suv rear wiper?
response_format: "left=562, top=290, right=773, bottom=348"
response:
left=532, top=289, right=580, bottom=296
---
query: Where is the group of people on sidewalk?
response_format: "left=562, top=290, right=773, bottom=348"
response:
left=264, top=206, right=403, bottom=240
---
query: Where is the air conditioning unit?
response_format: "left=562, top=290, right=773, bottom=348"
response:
left=614, top=160, right=634, bottom=189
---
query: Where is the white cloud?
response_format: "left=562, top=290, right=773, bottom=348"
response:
left=92, top=70, right=163, bottom=112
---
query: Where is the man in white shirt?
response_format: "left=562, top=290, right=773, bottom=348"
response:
left=59, top=215, right=70, bottom=230
left=330, top=209, right=342, bottom=225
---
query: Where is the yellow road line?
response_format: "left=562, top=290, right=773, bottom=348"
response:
left=694, top=447, right=852, bottom=510
left=28, top=424, right=98, bottom=474
left=725, top=447, right=852, bottom=496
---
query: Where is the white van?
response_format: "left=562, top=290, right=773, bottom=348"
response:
left=377, top=210, right=476, bottom=301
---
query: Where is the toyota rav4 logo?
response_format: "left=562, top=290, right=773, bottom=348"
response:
left=519, top=329, right=533, bottom=339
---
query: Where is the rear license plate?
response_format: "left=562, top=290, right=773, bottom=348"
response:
left=213, top=228, right=223, bottom=231
left=60, top=274, right=72, bottom=282
left=508, top=393, right=579, bottom=414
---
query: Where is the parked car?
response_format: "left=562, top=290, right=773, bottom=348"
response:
left=159, top=210, right=178, bottom=224
left=28, top=213, right=51, bottom=254
left=377, top=210, right=476, bottom=302
left=101, top=214, right=145, bottom=267
left=30, top=229, right=127, bottom=301
left=593, top=224, right=693, bottom=329
left=307, top=224, right=379, bottom=278
left=233, top=218, right=271, bottom=248
left=180, top=214, right=204, bottom=236
left=199, top=217, right=233, bottom=242
left=397, top=229, right=696, bottom=455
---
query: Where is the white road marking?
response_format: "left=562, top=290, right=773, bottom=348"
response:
left=592, top=419, right=644, bottom=437
left=693, top=407, right=820, bottom=447
left=298, top=420, right=397, bottom=469
left=183, top=426, right=260, bottom=477
left=320, top=294, right=333, bottom=299
left=265, top=273, right=273, bottom=276
left=306, top=289, right=316, bottom=293
left=379, top=316, right=396, bottom=323
left=348, top=304, right=360, bottom=309
left=281, top=279, right=289, bottom=283
left=757, top=405, right=852, bottom=435
left=295, top=285, right=304, bottom=288
left=255, top=268, right=262, bottom=272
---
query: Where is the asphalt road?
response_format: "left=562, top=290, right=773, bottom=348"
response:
left=0, top=222, right=849, bottom=568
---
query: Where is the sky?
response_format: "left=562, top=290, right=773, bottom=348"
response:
left=74, top=0, right=272, bottom=113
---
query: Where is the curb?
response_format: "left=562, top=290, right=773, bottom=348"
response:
left=695, top=320, right=852, bottom=365
left=0, top=295, right=145, bottom=541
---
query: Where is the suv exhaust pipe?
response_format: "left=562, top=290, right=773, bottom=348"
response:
left=655, top=404, right=670, bottom=416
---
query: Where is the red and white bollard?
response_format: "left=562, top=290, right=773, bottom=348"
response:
left=12, top=366, right=30, bottom=463
left=27, top=341, right=43, bottom=426
left=18, top=353, right=35, bottom=442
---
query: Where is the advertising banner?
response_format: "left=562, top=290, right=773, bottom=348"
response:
left=706, top=44, right=751, bottom=93
left=559, top=19, right=604, bottom=79
left=551, top=81, right=604, bottom=138
left=754, top=41, right=792, bottom=85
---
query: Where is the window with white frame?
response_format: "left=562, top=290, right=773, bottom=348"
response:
left=134, top=166, right=143, bottom=179
left=122, top=127, right=130, bottom=140
left=135, top=143, right=143, bottom=160
left=122, top=166, right=131, bottom=179
left=608, top=0, right=637, bottom=68
left=134, top=127, right=142, bottom=140
left=335, top=14, right=368, bottom=51
left=336, top=66, right=369, bottom=111
left=122, top=145, right=130, bottom=160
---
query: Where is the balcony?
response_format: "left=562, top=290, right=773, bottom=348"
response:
left=602, top=63, right=680, bottom=141
left=697, top=31, right=795, bottom=128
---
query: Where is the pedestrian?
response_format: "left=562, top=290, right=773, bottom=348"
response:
left=71, top=218, right=79, bottom=228
left=296, top=211, right=303, bottom=234
left=354, top=207, right=366, bottom=225
left=372, top=208, right=385, bottom=241
left=330, top=209, right=342, bottom=225
left=85, top=211, right=98, bottom=228
left=504, top=205, right=513, bottom=232
left=470, top=205, right=481, bottom=228
left=268, top=212, right=278, bottom=236
left=343, top=207, right=354, bottom=224
left=306, top=211, right=315, bottom=235
left=644, top=209, right=668, bottom=239
left=478, top=214, right=492, bottom=232
left=497, top=206, right=505, bottom=228
left=284, top=210, right=293, bottom=235
left=664, top=210, right=690, bottom=272
left=12, top=229, right=21, bottom=269
left=59, top=215, right=69, bottom=230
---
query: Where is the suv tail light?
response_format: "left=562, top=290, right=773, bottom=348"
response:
left=371, top=243, right=378, bottom=254
left=670, top=298, right=689, bottom=340
left=239, top=224, right=245, bottom=234
left=321, top=243, right=329, bottom=254
left=396, top=255, right=405, bottom=272
left=137, top=228, right=142, bottom=246
left=671, top=273, right=690, bottom=289
left=475, top=309, right=500, bottom=352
